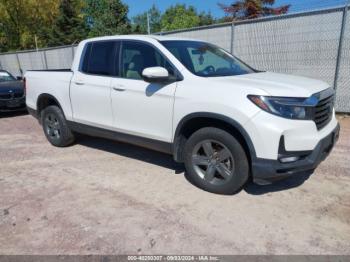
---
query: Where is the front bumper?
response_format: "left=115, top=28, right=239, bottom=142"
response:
left=0, top=97, right=26, bottom=112
left=252, top=123, right=340, bottom=185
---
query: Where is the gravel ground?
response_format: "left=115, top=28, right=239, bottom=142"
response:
left=0, top=112, right=349, bottom=255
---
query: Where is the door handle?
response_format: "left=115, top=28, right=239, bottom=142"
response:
left=75, top=81, right=85, bottom=85
left=113, top=85, right=126, bottom=92
left=113, top=87, right=126, bottom=92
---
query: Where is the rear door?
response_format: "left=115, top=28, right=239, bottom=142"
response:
left=110, top=40, right=178, bottom=142
left=70, top=41, right=118, bottom=128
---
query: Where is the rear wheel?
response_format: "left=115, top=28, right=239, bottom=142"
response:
left=41, top=105, right=75, bottom=147
left=184, top=127, right=249, bottom=195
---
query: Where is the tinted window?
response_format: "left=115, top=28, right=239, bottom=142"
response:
left=161, top=41, right=255, bottom=77
left=121, top=41, right=175, bottom=80
left=82, top=41, right=117, bottom=76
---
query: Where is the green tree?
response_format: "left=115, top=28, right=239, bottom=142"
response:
left=160, top=4, right=201, bottom=31
left=0, top=0, right=31, bottom=51
left=46, top=0, right=87, bottom=46
left=219, top=0, right=290, bottom=20
left=132, top=4, right=161, bottom=34
left=85, top=0, right=131, bottom=37
left=0, top=0, right=60, bottom=51
left=26, top=0, right=60, bottom=48
left=198, top=11, right=216, bottom=26
left=0, top=23, right=9, bottom=52
left=132, top=24, right=143, bottom=34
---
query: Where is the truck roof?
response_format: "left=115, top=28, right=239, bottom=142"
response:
left=82, top=35, right=200, bottom=43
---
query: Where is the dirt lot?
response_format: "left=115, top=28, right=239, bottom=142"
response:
left=0, top=112, right=349, bottom=255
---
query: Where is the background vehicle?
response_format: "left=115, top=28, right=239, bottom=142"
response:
left=0, top=70, right=25, bottom=112
left=25, top=35, right=339, bottom=194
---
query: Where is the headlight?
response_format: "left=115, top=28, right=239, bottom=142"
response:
left=248, top=95, right=315, bottom=120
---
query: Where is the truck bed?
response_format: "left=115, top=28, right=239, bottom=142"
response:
left=25, top=70, right=74, bottom=120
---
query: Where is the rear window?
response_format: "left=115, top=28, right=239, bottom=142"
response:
left=81, top=41, right=117, bottom=76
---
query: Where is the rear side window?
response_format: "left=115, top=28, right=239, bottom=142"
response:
left=81, top=41, right=117, bottom=76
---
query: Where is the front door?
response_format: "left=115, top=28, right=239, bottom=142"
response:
left=110, top=41, right=178, bottom=142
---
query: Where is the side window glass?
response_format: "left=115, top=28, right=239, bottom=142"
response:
left=121, top=46, right=143, bottom=79
left=121, top=41, right=176, bottom=80
left=87, top=41, right=116, bottom=76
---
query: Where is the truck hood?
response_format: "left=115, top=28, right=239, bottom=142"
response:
left=214, top=72, right=330, bottom=98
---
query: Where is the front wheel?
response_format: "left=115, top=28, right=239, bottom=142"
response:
left=184, top=127, right=249, bottom=195
left=41, top=105, right=75, bottom=147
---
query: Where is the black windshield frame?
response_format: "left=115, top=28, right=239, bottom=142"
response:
left=160, top=40, right=257, bottom=78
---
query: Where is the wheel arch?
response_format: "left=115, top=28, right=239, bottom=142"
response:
left=172, top=112, right=256, bottom=164
left=36, top=93, right=64, bottom=123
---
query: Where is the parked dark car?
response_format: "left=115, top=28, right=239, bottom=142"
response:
left=0, top=70, right=26, bottom=112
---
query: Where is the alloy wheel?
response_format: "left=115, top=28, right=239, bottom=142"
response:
left=191, top=139, right=235, bottom=185
left=44, top=113, right=61, bottom=141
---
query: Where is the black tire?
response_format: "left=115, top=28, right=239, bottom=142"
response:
left=41, top=105, right=75, bottom=147
left=184, top=127, right=249, bottom=195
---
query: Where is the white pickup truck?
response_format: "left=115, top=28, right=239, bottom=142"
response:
left=25, top=35, right=339, bottom=194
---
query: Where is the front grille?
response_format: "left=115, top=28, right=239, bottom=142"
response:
left=313, top=94, right=334, bottom=130
left=0, top=93, right=24, bottom=100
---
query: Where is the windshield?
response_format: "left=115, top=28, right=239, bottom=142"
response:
left=161, top=40, right=256, bottom=77
left=0, top=71, right=15, bottom=82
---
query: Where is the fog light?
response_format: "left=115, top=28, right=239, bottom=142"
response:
left=279, top=156, right=300, bottom=163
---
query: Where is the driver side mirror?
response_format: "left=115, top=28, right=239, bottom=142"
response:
left=142, top=67, right=170, bottom=83
left=16, top=76, right=23, bottom=81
